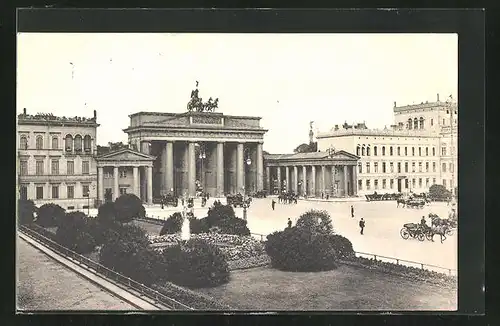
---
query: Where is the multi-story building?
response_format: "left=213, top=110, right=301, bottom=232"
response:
left=17, top=109, right=99, bottom=209
left=316, top=94, right=458, bottom=196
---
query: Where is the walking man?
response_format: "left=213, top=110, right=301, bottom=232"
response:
left=351, top=205, right=355, bottom=218
left=271, top=199, right=276, bottom=211
left=359, top=218, right=365, bottom=235
left=287, top=218, right=292, bottom=229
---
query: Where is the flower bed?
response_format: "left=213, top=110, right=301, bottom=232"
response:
left=151, top=282, right=233, bottom=310
left=227, top=254, right=271, bottom=271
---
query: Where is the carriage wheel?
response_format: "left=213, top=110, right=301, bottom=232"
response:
left=400, top=228, right=410, bottom=240
left=425, top=231, right=434, bottom=241
left=417, top=232, right=425, bottom=242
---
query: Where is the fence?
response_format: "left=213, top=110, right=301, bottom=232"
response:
left=19, top=225, right=193, bottom=310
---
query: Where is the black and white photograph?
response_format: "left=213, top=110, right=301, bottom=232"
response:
left=16, top=24, right=463, bottom=311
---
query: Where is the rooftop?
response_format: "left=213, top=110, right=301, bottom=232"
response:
left=17, top=109, right=99, bottom=126
left=317, top=128, right=438, bottom=139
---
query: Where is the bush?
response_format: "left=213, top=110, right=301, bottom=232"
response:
left=265, top=226, right=337, bottom=272
left=160, top=212, right=184, bottom=235
left=97, top=202, right=116, bottom=225
left=54, top=211, right=96, bottom=254
left=201, top=204, right=250, bottom=236
left=327, top=234, right=355, bottom=260
left=163, top=238, right=230, bottom=288
left=35, top=203, right=66, bottom=228
left=296, top=209, right=334, bottom=235
left=429, top=184, right=452, bottom=201
left=216, top=217, right=251, bottom=236
left=205, top=204, right=236, bottom=227
left=18, top=199, right=37, bottom=225
left=87, top=218, right=121, bottom=246
left=114, top=194, right=144, bottom=223
left=189, top=218, right=209, bottom=234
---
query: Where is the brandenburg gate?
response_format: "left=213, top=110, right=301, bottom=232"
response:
left=123, top=111, right=268, bottom=198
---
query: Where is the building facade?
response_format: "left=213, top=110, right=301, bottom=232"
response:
left=123, top=111, right=268, bottom=198
left=316, top=95, right=458, bottom=195
left=17, top=109, right=99, bottom=209
left=264, top=151, right=360, bottom=197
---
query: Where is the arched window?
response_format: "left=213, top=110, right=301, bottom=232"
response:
left=408, top=118, right=413, bottom=130
left=397, top=147, right=401, bottom=156
left=419, top=117, right=425, bottom=129
left=389, top=146, right=393, bottom=156
left=361, top=146, right=366, bottom=156
left=373, top=146, right=378, bottom=156
left=83, top=135, right=92, bottom=153
left=366, top=146, right=371, bottom=156
left=382, top=146, right=386, bottom=156
left=20, top=135, right=28, bottom=150
left=413, top=118, right=418, bottom=129
left=356, top=146, right=360, bottom=156
left=65, top=134, right=73, bottom=152
left=74, top=135, right=82, bottom=152
left=432, top=147, right=436, bottom=156
left=36, top=135, right=43, bottom=150
left=425, top=147, right=429, bottom=156
left=52, top=136, right=58, bottom=149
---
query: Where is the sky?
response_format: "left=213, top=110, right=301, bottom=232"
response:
left=17, top=33, right=457, bottom=154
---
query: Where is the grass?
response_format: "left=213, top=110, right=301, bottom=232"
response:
left=197, top=265, right=457, bottom=311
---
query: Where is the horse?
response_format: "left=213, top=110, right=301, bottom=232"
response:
left=430, top=225, right=447, bottom=243
left=397, top=198, right=407, bottom=208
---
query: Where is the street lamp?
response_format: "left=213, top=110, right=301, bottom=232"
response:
left=87, top=184, right=96, bottom=216
left=198, top=143, right=206, bottom=195
left=243, top=155, right=252, bottom=221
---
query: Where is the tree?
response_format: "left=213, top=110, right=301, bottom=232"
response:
left=97, top=202, right=116, bottom=224
left=293, top=142, right=317, bottom=153
left=54, top=211, right=96, bottom=254
left=296, top=209, right=334, bottom=235
left=35, top=203, right=66, bottom=228
left=429, top=184, right=452, bottom=201
left=114, top=194, right=145, bottom=223
left=18, top=199, right=37, bottom=225
left=159, top=212, right=184, bottom=235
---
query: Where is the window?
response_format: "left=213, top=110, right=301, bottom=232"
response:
left=52, top=185, right=59, bottom=199
left=443, top=179, right=447, bottom=187
left=382, top=162, right=386, bottom=173
left=442, top=118, right=446, bottom=125
left=432, top=147, right=436, bottom=156
left=20, top=161, right=28, bottom=175
left=442, top=163, right=447, bottom=172
left=390, top=179, right=394, bottom=189
left=82, top=161, right=90, bottom=175
left=36, top=186, right=44, bottom=199
left=20, top=136, right=28, bottom=149
left=412, top=162, right=416, bottom=172
left=366, top=163, right=370, bottom=173
left=390, top=162, right=394, bottom=173
left=412, top=178, right=416, bottom=188
left=442, top=146, right=447, bottom=156
left=374, top=162, right=378, bottom=173
left=358, top=180, right=362, bottom=190
left=382, top=146, right=386, bottom=156
left=74, top=135, right=83, bottom=152
left=404, top=162, right=409, bottom=173
left=120, top=187, right=127, bottom=195
left=419, top=117, right=425, bottom=129
left=36, top=160, right=44, bottom=175
left=65, top=134, right=73, bottom=152
left=414, top=118, right=418, bottom=129
left=408, top=118, right=412, bottom=130
left=433, top=162, right=436, bottom=172
left=356, top=146, right=360, bottom=156
left=431, top=119, right=434, bottom=126
left=51, top=160, right=59, bottom=175
left=412, top=147, right=415, bottom=156
left=426, top=178, right=430, bottom=187
left=418, top=178, right=422, bottom=188
left=405, top=179, right=409, bottom=189
left=425, top=147, right=429, bottom=156
left=120, top=169, right=127, bottom=178
left=67, top=161, right=74, bottom=175
left=104, top=170, right=113, bottom=178
left=418, top=147, right=422, bottom=156
left=450, top=179, right=454, bottom=189
left=374, top=179, right=379, bottom=190
left=397, top=162, right=401, bottom=173
left=397, top=147, right=401, bottom=156
left=84, top=135, right=92, bottom=153
left=374, top=146, right=378, bottom=156
left=358, top=163, right=362, bottom=174
left=67, top=185, right=74, bottom=199
left=450, top=163, right=454, bottom=173
left=382, top=179, right=386, bottom=189
left=362, top=147, right=366, bottom=156
left=82, top=185, right=90, bottom=197
left=404, top=147, right=408, bottom=156
left=366, top=146, right=371, bottom=156
left=52, top=136, right=58, bottom=149
left=418, top=162, right=422, bottom=172
left=20, top=186, right=28, bottom=200
left=389, top=146, right=393, bottom=156
left=433, top=178, right=436, bottom=185
left=425, top=162, right=429, bottom=172
left=36, top=135, right=43, bottom=149
left=366, top=180, right=371, bottom=190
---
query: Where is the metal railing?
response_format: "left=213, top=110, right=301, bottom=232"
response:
left=19, top=225, right=193, bottom=310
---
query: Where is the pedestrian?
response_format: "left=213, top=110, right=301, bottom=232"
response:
left=161, top=199, right=164, bottom=210
left=287, top=218, right=292, bottom=228
left=351, top=205, right=354, bottom=218
left=271, top=199, right=276, bottom=210
left=359, top=218, right=365, bottom=235
left=321, top=192, right=324, bottom=199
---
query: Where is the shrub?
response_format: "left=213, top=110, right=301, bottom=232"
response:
left=54, top=211, right=96, bottom=254
left=18, top=199, right=37, bottom=225
left=205, top=204, right=236, bottom=227
left=87, top=218, right=121, bottom=246
left=429, top=184, right=452, bottom=201
left=202, top=204, right=250, bottom=236
left=97, top=202, right=116, bottom=225
left=189, top=218, right=209, bottom=234
left=160, top=212, right=184, bottom=235
left=35, top=203, right=66, bottom=228
left=163, top=238, right=230, bottom=288
left=296, top=209, right=334, bottom=235
left=114, top=194, right=144, bottom=223
left=216, top=217, right=251, bottom=236
left=265, top=226, right=337, bottom=272
left=327, top=234, right=355, bottom=260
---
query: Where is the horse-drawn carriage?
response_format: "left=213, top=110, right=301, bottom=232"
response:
left=252, top=190, right=267, bottom=198
left=429, top=213, right=456, bottom=236
left=400, top=223, right=431, bottom=241
left=154, top=194, right=179, bottom=207
left=226, top=194, right=251, bottom=208
left=365, top=192, right=403, bottom=202
left=397, top=196, right=428, bottom=209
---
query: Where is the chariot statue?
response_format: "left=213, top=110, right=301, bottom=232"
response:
left=187, top=81, right=219, bottom=113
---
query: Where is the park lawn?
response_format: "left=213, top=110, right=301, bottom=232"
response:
left=131, top=219, right=162, bottom=235
left=197, top=265, right=457, bottom=311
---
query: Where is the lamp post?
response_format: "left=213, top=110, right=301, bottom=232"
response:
left=198, top=143, right=206, bottom=195
left=87, top=184, right=96, bottom=216
left=243, top=155, right=252, bottom=221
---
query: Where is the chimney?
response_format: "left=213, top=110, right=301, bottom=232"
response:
left=23, top=108, right=26, bottom=115
left=93, top=110, right=97, bottom=119
left=437, top=93, right=440, bottom=102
